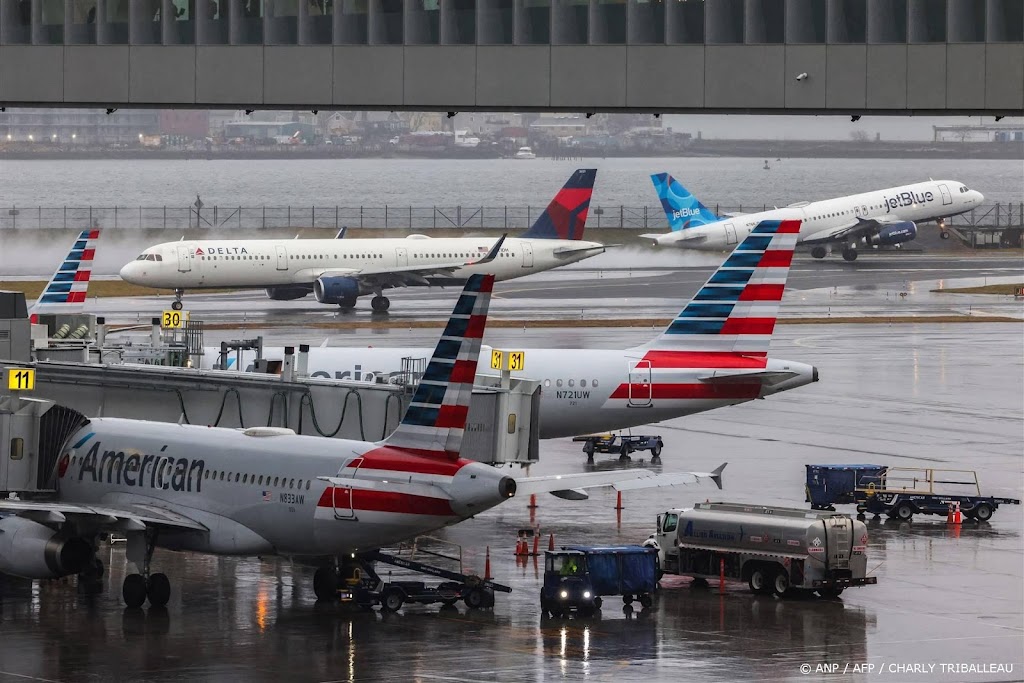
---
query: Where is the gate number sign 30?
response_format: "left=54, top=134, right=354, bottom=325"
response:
left=162, top=310, right=185, bottom=329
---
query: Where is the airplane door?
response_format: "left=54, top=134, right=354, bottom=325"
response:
left=522, top=242, right=534, bottom=268
left=176, top=245, right=191, bottom=273
left=628, top=360, right=653, bottom=408
left=332, top=485, right=356, bottom=520
left=938, top=184, right=952, bottom=206
left=724, top=223, right=738, bottom=245
left=275, top=245, right=288, bottom=270
left=395, top=246, right=408, bottom=267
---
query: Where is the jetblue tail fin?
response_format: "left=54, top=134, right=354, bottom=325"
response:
left=30, top=228, right=101, bottom=323
left=382, top=273, right=494, bottom=459
left=652, top=173, right=720, bottom=232
left=646, top=219, right=800, bottom=355
left=520, top=169, right=596, bottom=240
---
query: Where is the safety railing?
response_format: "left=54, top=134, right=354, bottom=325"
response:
left=1, top=203, right=1020, bottom=232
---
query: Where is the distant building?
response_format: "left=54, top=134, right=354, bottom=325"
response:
left=529, top=115, right=589, bottom=139
left=932, top=124, right=1024, bottom=143
left=0, top=108, right=158, bottom=144
left=159, top=110, right=210, bottom=139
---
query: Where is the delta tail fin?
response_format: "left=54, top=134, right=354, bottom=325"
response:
left=381, top=273, right=494, bottom=459
left=645, top=219, right=800, bottom=355
left=519, top=169, right=597, bottom=240
left=652, top=173, right=720, bottom=232
left=30, top=228, right=101, bottom=323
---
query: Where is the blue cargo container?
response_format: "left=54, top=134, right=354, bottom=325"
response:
left=805, top=464, right=886, bottom=510
left=541, top=545, right=658, bottom=618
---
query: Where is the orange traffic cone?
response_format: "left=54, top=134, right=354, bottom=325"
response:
left=953, top=501, right=962, bottom=525
left=532, top=533, right=540, bottom=556
left=548, top=533, right=555, bottom=552
left=484, top=546, right=492, bottom=580
left=947, top=503, right=955, bottom=525
left=615, top=490, right=624, bottom=511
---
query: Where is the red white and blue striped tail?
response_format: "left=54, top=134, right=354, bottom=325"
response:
left=381, top=273, right=494, bottom=459
left=649, top=219, right=800, bottom=355
left=31, top=229, right=101, bottom=322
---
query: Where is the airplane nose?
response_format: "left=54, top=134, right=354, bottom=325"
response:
left=972, top=190, right=984, bottom=203
left=119, top=262, right=137, bottom=282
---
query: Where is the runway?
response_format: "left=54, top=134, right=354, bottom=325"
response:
left=2, top=324, right=1021, bottom=682
left=89, top=254, right=1024, bottom=335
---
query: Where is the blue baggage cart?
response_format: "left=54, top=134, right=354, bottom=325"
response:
left=541, top=545, right=658, bottom=618
left=805, top=464, right=886, bottom=510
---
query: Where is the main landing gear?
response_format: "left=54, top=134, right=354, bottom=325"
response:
left=370, top=295, right=390, bottom=313
left=122, top=531, right=170, bottom=608
left=810, top=247, right=828, bottom=259
left=171, top=288, right=184, bottom=311
left=841, top=247, right=858, bottom=262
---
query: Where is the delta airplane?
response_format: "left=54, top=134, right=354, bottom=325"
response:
left=0, top=274, right=724, bottom=609
left=644, top=174, right=983, bottom=261
left=207, top=219, right=818, bottom=439
left=27, top=228, right=101, bottom=323
left=119, top=169, right=604, bottom=312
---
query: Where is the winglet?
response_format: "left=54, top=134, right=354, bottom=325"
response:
left=709, top=462, right=727, bottom=490
left=469, top=234, right=506, bottom=266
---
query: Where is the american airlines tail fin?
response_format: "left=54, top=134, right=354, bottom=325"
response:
left=645, top=219, right=800, bottom=355
left=30, top=228, right=101, bottom=323
left=519, top=169, right=597, bottom=240
left=652, top=173, right=720, bottom=232
left=381, top=273, right=494, bottom=459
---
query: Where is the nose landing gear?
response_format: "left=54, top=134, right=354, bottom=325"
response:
left=937, top=218, right=950, bottom=240
left=171, top=289, right=185, bottom=311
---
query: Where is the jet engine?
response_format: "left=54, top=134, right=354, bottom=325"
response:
left=868, top=221, right=917, bottom=246
left=265, top=286, right=311, bottom=301
left=0, top=516, right=92, bottom=579
left=314, top=276, right=361, bottom=306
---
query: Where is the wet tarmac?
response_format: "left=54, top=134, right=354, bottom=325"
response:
left=2, top=324, right=1021, bottom=682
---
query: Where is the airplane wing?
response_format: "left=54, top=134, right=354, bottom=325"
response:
left=309, top=234, right=506, bottom=288
left=0, top=500, right=207, bottom=532
left=801, top=216, right=906, bottom=246
left=515, top=463, right=726, bottom=500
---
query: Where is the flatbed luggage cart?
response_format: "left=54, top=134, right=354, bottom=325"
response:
left=572, top=433, right=663, bottom=462
left=806, top=464, right=1020, bottom=522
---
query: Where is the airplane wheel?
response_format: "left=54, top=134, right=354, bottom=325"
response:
left=313, top=567, right=338, bottom=601
left=122, top=573, right=147, bottom=608
left=841, top=248, right=858, bottom=262
left=171, top=301, right=183, bottom=311
left=371, top=296, right=390, bottom=312
left=940, top=231, right=950, bottom=240
left=147, top=573, right=171, bottom=607
left=811, top=247, right=827, bottom=259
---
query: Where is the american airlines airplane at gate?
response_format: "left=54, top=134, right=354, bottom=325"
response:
left=208, top=219, right=818, bottom=439
left=0, top=274, right=723, bottom=609
left=119, top=169, right=604, bottom=312
left=644, top=174, right=983, bottom=261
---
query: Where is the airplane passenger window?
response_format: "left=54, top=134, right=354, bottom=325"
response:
left=290, top=478, right=295, bottom=488
left=568, top=379, right=574, bottom=387
left=306, top=480, right=311, bottom=490
left=593, top=379, right=598, bottom=387
left=243, top=474, right=248, bottom=483
left=258, top=475, right=263, bottom=484
left=235, top=473, right=240, bottom=482
left=556, top=379, right=563, bottom=387
left=204, top=470, right=209, bottom=479
left=544, top=379, right=550, bottom=387
left=274, top=477, right=280, bottom=486
left=581, top=380, right=587, bottom=388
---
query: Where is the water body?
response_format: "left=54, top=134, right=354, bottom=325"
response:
left=1, top=157, right=1021, bottom=208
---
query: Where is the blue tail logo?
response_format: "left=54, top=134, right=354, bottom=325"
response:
left=651, top=173, right=720, bottom=232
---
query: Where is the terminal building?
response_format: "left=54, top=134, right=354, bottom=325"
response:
left=0, top=0, right=1021, bottom=113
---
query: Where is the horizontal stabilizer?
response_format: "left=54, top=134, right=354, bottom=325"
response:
left=317, top=476, right=452, bottom=500
left=698, top=370, right=799, bottom=385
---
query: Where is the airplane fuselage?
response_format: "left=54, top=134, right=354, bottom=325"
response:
left=57, top=419, right=512, bottom=559
left=661, top=180, right=983, bottom=249
left=120, top=236, right=604, bottom=290
left=205, top=346, right=818, bottom=438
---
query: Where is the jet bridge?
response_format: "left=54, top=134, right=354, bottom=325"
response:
left=0, top=360, right=540, bottom=479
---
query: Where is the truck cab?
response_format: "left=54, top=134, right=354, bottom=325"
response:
left=541, top=550, right=599, bottom=617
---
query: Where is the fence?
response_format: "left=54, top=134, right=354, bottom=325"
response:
left=0, top=203, right=1020, bottom=232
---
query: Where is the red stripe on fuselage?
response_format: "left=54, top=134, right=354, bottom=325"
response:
left=720, top=318, right=776, bottom=335
left=352, top=447, right=469, bottom=474
left=317, top=488, right=455, bottom=516
left=608, top=383, right=763, bottom=400
left=738, top=284, right=784, bottom=301
left=642, top=350, right=768, bottom=369
left=758, top=250, right=793, bottom=268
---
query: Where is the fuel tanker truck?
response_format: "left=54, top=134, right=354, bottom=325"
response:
left=644, top=502, right=877, bottom=598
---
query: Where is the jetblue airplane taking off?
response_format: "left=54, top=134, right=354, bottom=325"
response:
left=119, top=169, right=604, bottom=312
left=208, top=219, right=817, bottom=439
left=0, top=274, right=722, bottom=608
left=643, top=173, right=983, bottom=261
left=29, top=228, right=101, bottom=323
